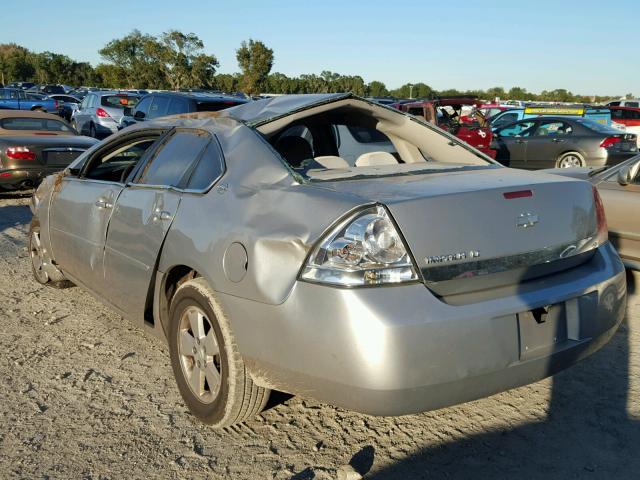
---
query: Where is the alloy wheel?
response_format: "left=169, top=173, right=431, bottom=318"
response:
left=30, top=230, right=49, bottom=283
left=559, top=155, right=582, bottom=168
left=177, top=306, right=222, bottom=404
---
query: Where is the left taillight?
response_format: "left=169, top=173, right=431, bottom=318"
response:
left=600, top=136, right=622, bottom=149
left=6, top=146, right=36, bottom=161
left=96, top=107, right=110, bottom=118
left=593, top=186, right=608, bottom=245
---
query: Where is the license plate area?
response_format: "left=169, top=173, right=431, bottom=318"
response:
left=518, top=303, right=568, bottom=361
left=45, top=150, right=81, bottom=167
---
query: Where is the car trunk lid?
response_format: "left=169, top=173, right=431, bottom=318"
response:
left=314, top=167, right=600, bottom=296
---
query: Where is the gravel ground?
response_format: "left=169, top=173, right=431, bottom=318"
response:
left=1, top=192, right=639, bottom=480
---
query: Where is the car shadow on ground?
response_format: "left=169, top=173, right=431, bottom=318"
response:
left=0, top=204, right=32, bottom=233
left=360, top=303, right=637, bottom=479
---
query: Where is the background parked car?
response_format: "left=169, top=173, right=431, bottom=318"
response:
left=610, top=107, right=640, bottom=145
left=119, top=91, right=248, bottom=128
left=6, top=81, right=36, bottom=90
left=606, top=99, right=640, bottom=108
left=545, top=156, right=640, bottom=270
left=26, top=84, right=66, bottom=95
left=0, top=110, right=97, bottom=191
left=490, top=105, right=612, bottom=130
left=392, top=96, right=496, bottom=158
left=49, top=94, right=81, bottom=121
left=492, top=116, right=637, bottom=169
left=71, top=91, right=140, bottom=138
left=0, top=88, right=58, bottom=112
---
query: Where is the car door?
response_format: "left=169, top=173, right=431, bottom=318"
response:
left=598, top=162, right=640, bottom=264
left=524, top=119, right=575, bottom=169
left=493, top=120, right=536, bottom=168
left=49, top=132, right=163, bottom=296
left=102, top=128, right=212, bottom=323
left=75, top=94, right=92, bottom=133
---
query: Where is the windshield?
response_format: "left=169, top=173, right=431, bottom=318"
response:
left=0, top=117, right=73, bottom=132
left=101, top=95, right=139, bottom=109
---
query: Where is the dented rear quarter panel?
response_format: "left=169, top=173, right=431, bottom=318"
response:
left=157, top=121, right=367, bottom=306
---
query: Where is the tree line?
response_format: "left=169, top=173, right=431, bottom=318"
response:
left=0, top=30, right=628, bottom=103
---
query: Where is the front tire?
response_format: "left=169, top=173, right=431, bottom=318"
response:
left=168, top=277, right=270, bottom=427
left=556, top=151, right=584, bottom=168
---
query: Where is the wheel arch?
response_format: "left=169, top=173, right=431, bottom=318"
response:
left=155, top=263, right=202, bottom=340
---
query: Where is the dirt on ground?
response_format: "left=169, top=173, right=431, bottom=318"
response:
left=1, top=192, right=639, bottom=480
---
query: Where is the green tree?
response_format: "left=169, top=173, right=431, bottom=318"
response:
left=0, top=43, right=35, bottom=83
left=99, top=30, right=166, bottom=88
left=153, top=30, right=218, bottom=90
left=236, top=39, right=274, bottom=95
left=367, top=80, right=389, bottom=97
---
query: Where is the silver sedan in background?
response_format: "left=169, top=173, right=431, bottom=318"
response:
left=71, top=91, right=139, bottom=138
left=30, top=94, right=626, bottom=427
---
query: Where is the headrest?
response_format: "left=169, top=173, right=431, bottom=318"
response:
left=355, top=151, right=398, bottom=167
left=274, top=136, right=313, bottom=168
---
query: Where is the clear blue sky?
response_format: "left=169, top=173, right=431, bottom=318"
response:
left=3, top=0, right=638, bottom=95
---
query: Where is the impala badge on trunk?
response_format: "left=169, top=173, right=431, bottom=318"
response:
left=517, top=213, right=539, bottom=229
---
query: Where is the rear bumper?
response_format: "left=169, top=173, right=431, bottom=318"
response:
left=96, top=118, right=119, bottom=136
left=218, top=242, right=626, bottom=415
left=0, top=168, right=47, bottom=189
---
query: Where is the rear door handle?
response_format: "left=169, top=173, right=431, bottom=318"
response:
left=515, top=139, right=527, bottom=144
left=95, top=199, right=113, bottom=209
left=552, top=138, right=565, bottom=143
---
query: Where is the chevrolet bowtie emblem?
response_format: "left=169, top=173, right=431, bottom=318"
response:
left=517, top=213, right=539, bottom=229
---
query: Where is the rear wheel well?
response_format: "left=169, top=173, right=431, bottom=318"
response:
left=159, top=265, right=201, bottom=334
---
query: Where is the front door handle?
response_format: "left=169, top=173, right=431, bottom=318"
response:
left=95, top=198, right=113, bottom=209
left=552, top=138, right=565, bottom=143
left=515, top=139, right=527, bottom=144
left=151, top=208, right=172, bottom=222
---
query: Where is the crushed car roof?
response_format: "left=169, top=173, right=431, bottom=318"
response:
left=219, top=93, right=354, bottom=127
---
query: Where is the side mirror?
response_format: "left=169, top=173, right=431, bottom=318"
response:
left=133, top=110, right=145, bottom=120
left=617, top=159, right=640, bottom=186
left=65, top=166, right=81, bottom=177
left=123, top=106, right=132, bottom=116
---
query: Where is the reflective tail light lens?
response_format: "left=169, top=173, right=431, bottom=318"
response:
left=6, top=146, right=36, bottom=161
left=300, top=205, right=419, bottom=286
left=600, top=136, right=621, bottom=148
left=96, top=107, right=110, bottom=118
left=593, top=186, right=608, bottom=245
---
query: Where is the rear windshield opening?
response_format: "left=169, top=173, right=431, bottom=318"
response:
left=264, top=103, right=494, bottom=181
left=101, top=95, right=140, bottom=109
left=0, top=118, right=72, bottom=132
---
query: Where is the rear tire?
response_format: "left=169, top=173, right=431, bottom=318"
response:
left=89, top=123, right=96, bottom=138
left=168, top=277, right=270, bottom=427
left=556, top=151, right=584, bottom=168
left=29, top=219, right=73, bottom=289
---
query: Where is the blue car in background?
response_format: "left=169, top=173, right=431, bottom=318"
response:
left=490, top=105, right=612, bottom=131
left=0, top=88, right=58, bottom=113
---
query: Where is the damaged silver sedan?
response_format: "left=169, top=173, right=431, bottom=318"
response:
left=30, top=93, right=627, bottom=427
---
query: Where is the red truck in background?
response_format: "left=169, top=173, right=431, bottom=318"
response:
left=392, top=96, right=497, bottom=158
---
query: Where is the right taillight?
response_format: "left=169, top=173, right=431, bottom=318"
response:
left=593, top=186, right=608, bottom=245
left=6, top=146, right=36, bottom=161
left=600, top=136, right=621, bottom=149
